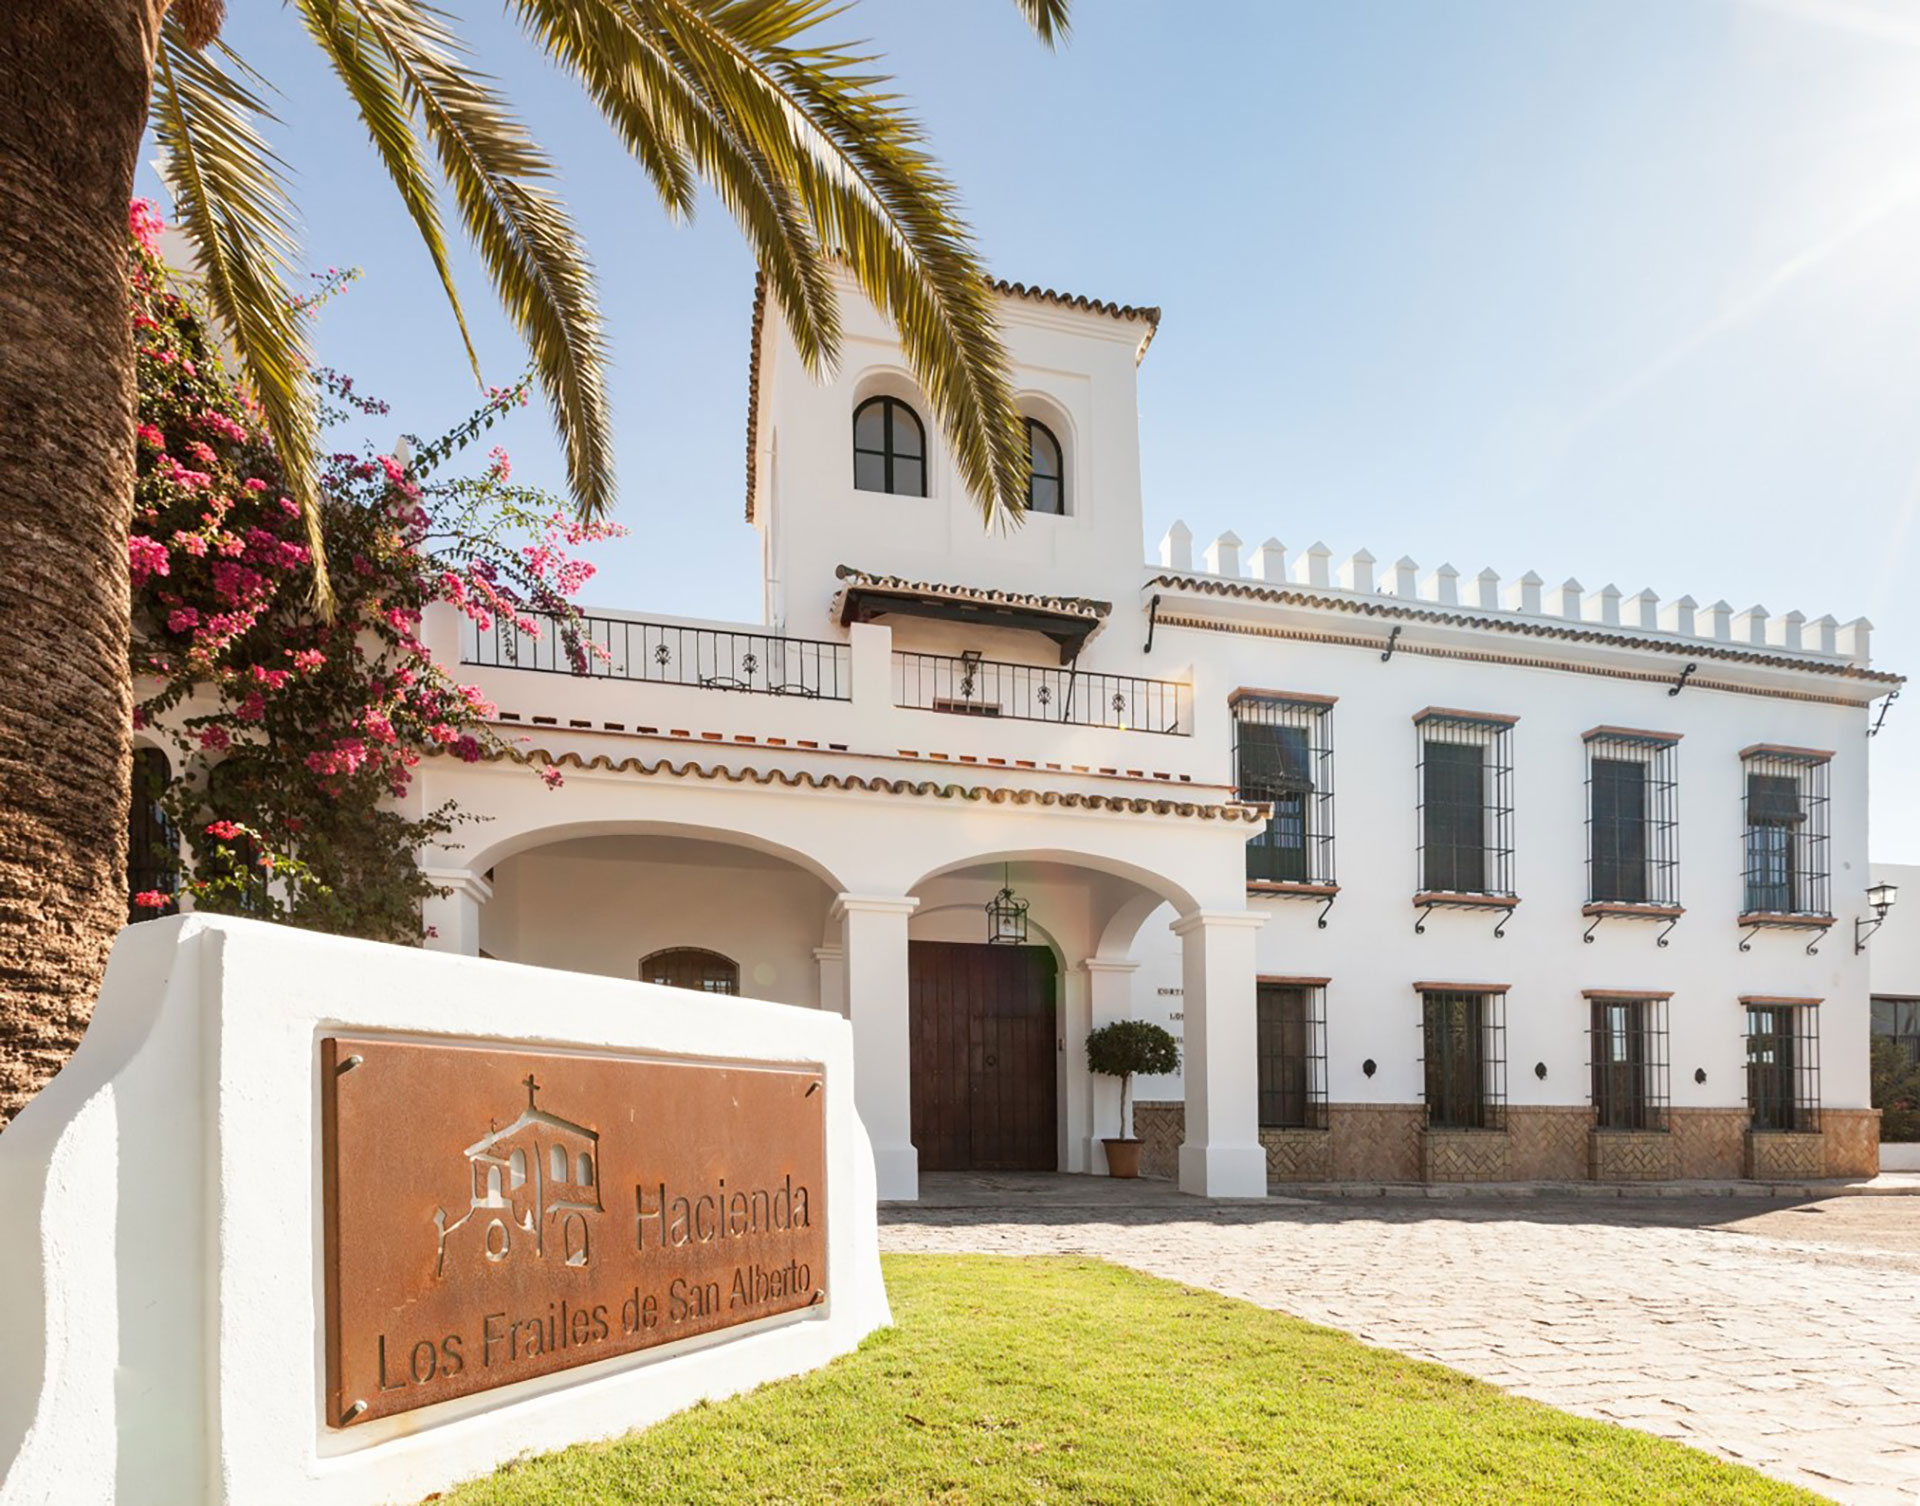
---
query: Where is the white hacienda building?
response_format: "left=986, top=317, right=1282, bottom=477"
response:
left=147, top=271, right=1904, bottom=1198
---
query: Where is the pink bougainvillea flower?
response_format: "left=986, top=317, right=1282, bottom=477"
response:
left=540, top=765, right=564, bottom=790
left=205, top=819, right=243, bottom=841
left=132, top=890, right=171, bottom=911
left=197, top=725, right=230, bottom=751
left=136, top=423, right=164, bottom=447
left=129, top=534, right=170, bottom=585
left=166, top=607, right=199, bottom=634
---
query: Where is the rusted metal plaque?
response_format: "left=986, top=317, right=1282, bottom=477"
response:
left=320, top=1036, right=827, bottom=1426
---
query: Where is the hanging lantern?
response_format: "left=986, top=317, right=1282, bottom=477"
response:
left=985, top=864, right=1029, bottom=945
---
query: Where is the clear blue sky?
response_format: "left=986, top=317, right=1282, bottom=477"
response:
left=142, top=0, right=1919, bottom=857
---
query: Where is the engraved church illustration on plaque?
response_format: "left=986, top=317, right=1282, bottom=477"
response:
left=433, top=1073, right=603, bottom=1275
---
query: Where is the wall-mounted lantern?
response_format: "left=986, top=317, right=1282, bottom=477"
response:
left=985, top=865, right=1029, bottom=946
left=1856, top=881, right=1899, bottom=954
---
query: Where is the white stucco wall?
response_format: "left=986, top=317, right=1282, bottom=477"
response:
left=1870, top=863, right=1920, bottom=1002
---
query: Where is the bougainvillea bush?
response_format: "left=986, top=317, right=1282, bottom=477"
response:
left=127, top=201, right=619, bottom=942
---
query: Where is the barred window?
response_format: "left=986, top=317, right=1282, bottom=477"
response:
left=1740, top=746, right=1830, bottom=918
left=1586, top=993, right=1670, bottom=1131
left=1744, top=997, right=1820, bottom=1133
left=1256, top=981, right=1328, bottom=1129
left=1414, top=710, right=1516, bottom=898
left=1419, top=986, right=1507, bottom=1130
left=641, top=948, right=740, bottom=994
left=126, top=746, right=177, bottom=922
left=1583, top=729, right=1678, bottom=907
left=1232, top=693, right=1335, bottom=888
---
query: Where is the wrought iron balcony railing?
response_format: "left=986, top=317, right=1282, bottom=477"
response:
left=893, top=651, right=1190, bottom=735
left=461, top=612, right=852, bottom=700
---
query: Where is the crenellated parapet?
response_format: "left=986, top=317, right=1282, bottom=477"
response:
left=1156, top=523, right=1876, bottom=667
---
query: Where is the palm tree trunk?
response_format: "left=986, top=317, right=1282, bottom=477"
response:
left=0, top=0, right=161, bottom=1127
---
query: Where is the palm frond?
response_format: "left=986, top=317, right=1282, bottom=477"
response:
left=294, top=0, right=480, bottom=383
left=1012, top=0, right=1071, bottom=47
left=631, top=0, right=1031, bottom=523
left=506, top=0, right=843, bottom=372
left=343, top=0, right=614, bottom=521
left=151, top=19, right=332, bottom=605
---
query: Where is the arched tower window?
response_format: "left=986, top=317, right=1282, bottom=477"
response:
left=127, top=746, right=177, bottom=922
left=641, top=947, right=741, bottom=995
left=1025, top=418, right=1064, bottom=515
left=852, top=395, right=927, bottom=497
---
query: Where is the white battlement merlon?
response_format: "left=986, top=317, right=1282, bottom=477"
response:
left=1392, top=556, right=1419, bottom=598
left=1423, top=563, right=1460, bottom=606
left=1630, top=589, right=1660, bottom=630
left=1473, top=568, right=1501, bottom=611
left=1706, top=600, right=1733, bottom=641
left=1840, top=617, right=1873, bottom=664
left=1585, top=583, right=1622, bottom=627
left=1203, top=530, right=1242, bottom=578
left=1777, top=610, right=1806, bottom=652
left=1505, top=571, right=1544, bottom=615
left=1659, top=594, right=1698, bottom=637
left=1339, top=548, right=1376, bottom=594
left=1734, top=605, right=1769, bottom=646
left=1556, top=578, right=1583, bottom=618
left=1300, top=541, right=1333, bottom=589
left=1252, top=538, right=1288, bottom=583
left=1812, top=614, right=1839, bottom=655
left=1159, top=520, right=1193, bottom=572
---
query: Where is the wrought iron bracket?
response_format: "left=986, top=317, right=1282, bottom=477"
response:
left=1316, top=894, right=1335, bottom=931
left=1492, top=907, right=1513, bottom=940
left=1656, top=915, right=1679, bottom=949
left=1143, top=593, right=1161, bottom=655
left=1381, top=625, right=1402, bottom=663
left=1739, top=925, right=1758, bottom=953
left=1667, top=662, right=1697, bottom=697
left=1414, top=902, right=1435, bottom=936
left=1582, top=914, right=1603, bottom=945
left=1871, top=685, right=1901, bottom=737
left=1805, top=926, right=1830, bottom=957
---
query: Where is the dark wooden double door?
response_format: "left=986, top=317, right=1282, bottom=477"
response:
left=909, top=941, right=1058, bottom=1171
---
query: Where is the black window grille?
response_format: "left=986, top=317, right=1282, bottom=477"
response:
left=1587, top=994, right=1670, bottom=1131
left=1872, top=996, right=1920, bottom=1065
left=1420, top=988, right=1507, bottom=1130
left=126, top=746, right=177, bottom=922
left=1740, top=747, right=1830, bottom=917
left=1233, top=695, right=1335, bottom=887
left=1415, top=712, right=1515, bottom=898
left=1584, top=730, right=1679, bottom=907
left=1745, top=999, right=1820, bottom=1132
left=1026, top=418, right=1065, bottom=516
left=204, top=757, right=270, bottom=916
left=641, top=948, right=740, bottom=995
left=1256, top=982, right=1328, bottom=1129
left=852, top=395, right=927, bottom=497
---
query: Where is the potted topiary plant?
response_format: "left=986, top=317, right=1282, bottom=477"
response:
left=1085, top=1019, right=1180, bottom=1178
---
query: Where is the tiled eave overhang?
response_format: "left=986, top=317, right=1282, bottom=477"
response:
left=745, top=272, right=1161, bottom=522
left=1147, top=573, right=1903, bottom=703
left=833, top=565, right=1111, bottom=662
left=439, top=743, right=1263, bottom=824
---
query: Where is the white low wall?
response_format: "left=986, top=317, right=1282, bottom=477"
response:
left=0, top=916, right=888, bottom=1506
left=1880, top=1143, right=1920, bottom=1172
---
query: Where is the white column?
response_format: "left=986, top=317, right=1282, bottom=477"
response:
left=832, top=894, right=920, bottom=1200
left=1170, top=911, right=1267, bottom=1198
left=813, top=945, right=847, bottom=1018
left=421, top=868, right=491, bottom=956
left=1067, top=959, right=1138, bottom=1174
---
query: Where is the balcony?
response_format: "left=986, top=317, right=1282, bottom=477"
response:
left=437, top=605, right=1224, bottom=789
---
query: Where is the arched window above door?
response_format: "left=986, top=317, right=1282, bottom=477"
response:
left=640, top=947, right=741, bottom=995
left=852, top=395, right=927, bottom=497
left=127, top=746, right=177, bottom=922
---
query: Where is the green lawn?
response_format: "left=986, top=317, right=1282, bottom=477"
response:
left=437, top=1254, right=1816, bottom=1505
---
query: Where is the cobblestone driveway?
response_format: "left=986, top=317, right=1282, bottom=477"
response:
left=881, top=1176, right=1920, bottom=1504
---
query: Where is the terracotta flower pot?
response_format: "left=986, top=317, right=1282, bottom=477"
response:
left=1102, top=1137, right=1143, bottom=1179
